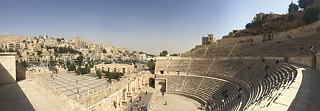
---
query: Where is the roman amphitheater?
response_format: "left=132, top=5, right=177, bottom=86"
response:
left=1, top=20, right=320, bottom=111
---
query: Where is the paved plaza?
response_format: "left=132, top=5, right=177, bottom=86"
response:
left=33, top=72, right=126, bottom=100
left=153, top=94, right=202, bottom=111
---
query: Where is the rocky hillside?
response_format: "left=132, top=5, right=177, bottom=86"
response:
left=224, top=11, right=307, bottom=38
left=0, top=35, right=29, bottom=43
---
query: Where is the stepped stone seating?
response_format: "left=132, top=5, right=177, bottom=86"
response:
left=207, top=60, right=255, bottom=77
left=177, top=60, right=190, bottom=73
left=188, top=60, right=212, bottom=75
left=167, top=60, right=190, bottom=74
left=159, top=75, right=242, bottom=111
left=155, top=58, right=298, bottom=111
left=155, top=59, right=169, bottom=72
left=182, top=77, right=204, bottom=94
left=166, top=75, right=185, bottom=92
left=236, top=63, right=297, bottom=110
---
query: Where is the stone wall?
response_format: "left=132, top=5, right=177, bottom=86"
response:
left=16, top=62, right=26, bottom=81
left=0, top=53, right=17, bottom=83
left=220, top=35, right=263, bottom=45
left=288, top=56, right=313, bottom=67
left=316, top=53, right=320, bottom=71
left=94, top=62, right=134, bottom=74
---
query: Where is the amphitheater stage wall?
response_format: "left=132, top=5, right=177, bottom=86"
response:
left=0, top=53, right=17, bottom=83
left=288, top=56, right=313, bottom=67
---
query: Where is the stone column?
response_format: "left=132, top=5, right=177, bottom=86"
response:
left=129, top=83, right=133, bottom=94
left=116, top=96, right=120, bottom=110
left=124, top=90, right=127, bottom=101
left=138, top=77, right=142, bottom=88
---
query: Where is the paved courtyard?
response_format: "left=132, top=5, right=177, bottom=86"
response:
left=33, top=72, right=127, bottom=100
left=153, top=94, right=202, bottom=111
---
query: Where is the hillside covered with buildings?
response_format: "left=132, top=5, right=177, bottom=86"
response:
left=0, top=35, right=154, bottom=68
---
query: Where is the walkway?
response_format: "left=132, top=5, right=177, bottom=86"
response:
left=266, top=64, right=320, bottom=111
left=124, top=87, right=154, bottom=111
left=0, top=79, right=74, bottom=111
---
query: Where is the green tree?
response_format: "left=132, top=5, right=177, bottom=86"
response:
left=96, top=69, right=102, bottom=79
left=77, top=55, right=84, bottom=66
left=289, top=3, right=299, bottom=13
left=76, top=66, right=81, bottom=75
left=147, top=59, right=156, bottom=70
left=56, top=38, right=61, bottom=42
left=68, top=63, right=76, bottom=71
left=303, top=4, right=320, bottom=24
left=84, top=64, right=91, bottom=74
left=160, top=50, right=168, bottom=56
left=102, top=49, right=107, bottom=53
left=287, top=14, right=295, bottom=21
left=21, top=61, right=28, bottom=68
left=299, top=0, right=314, bottom=9
left=146, top=59, right=156, bottom=74
left=48, top=61, right=58, bottom=73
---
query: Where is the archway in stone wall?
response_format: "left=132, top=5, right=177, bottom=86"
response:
left=122, top=89, right=127, bottom=103
left=158, top=81, right=166, bottom=93
left=122, top=68, right=125, bottom=73
left=149, top=78, right=155, bottom=88
left=155, top=78, right=167, bottom=93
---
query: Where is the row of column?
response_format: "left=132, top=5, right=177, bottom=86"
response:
left=114, top=76, right=145, bottom=110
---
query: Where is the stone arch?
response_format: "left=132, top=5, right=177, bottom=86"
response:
left=122, top=68, right=125, bottom=73
left=158, top=81, right=166, bottom=93
left=149, top=78, right=155, bottom=88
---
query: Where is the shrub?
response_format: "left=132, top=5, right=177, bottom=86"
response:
left=245, top=23, right=254, bottom=29
left=67, top=63, right=76, bottom=71
left=287, top=14, right=295, bottom=21
left=96, top=69, right=102, bottom=79
left=303, top=4, right=320, bottom=24
left=289, top=3, right=299, bottom=13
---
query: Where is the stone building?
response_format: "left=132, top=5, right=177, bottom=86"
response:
left=0, top=52, right=17, bottom=83
left=202, top=34, right=217, bottom=45
left=94, top=62, right=135, bottom=74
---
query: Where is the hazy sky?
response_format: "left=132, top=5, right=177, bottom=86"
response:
left=0, top=0, right=296, bottom=54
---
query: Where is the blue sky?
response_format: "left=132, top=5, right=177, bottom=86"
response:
left=0, top=0, right=296, bottom=54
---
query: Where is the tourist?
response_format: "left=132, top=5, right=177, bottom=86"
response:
left=265, top=65, right=270, bottom=70
left=299, top=46, right=304, bottom=51
left=139, top=96, right=141, bottom=101
left=164, top=100, right=167, bottom=105
left=145, top=91, right=147, bottom=95
left=135, top=101, right=139, bottom=106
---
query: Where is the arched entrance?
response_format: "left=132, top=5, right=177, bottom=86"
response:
left=158, top=81, right=166, bottom=93
left=149, top=78, right=155, bottom=88
left=155, top=78, right=166, bottom=93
